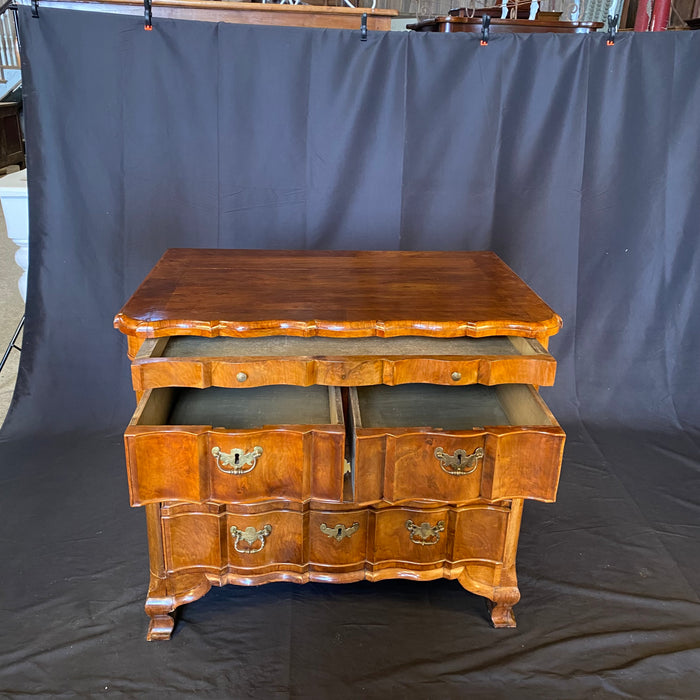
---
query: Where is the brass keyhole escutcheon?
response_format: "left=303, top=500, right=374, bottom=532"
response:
left=434, top=446, right=483, bottom=476
left=451, top=371, right=461, bottom=382
left=236, top=371, right=248, bottom=382
left=212, top=446, right=263, bottom=475
left=320, top=522, right=360, bottom=542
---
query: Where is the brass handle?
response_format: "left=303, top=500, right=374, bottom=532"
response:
left=320, top=522, right=360, bottom=542
left=434, top=446, right=483, bottom=476
left=230, top=524, right=272, bottom=554
left=406, top=519, right=445, bottom=546
left=212, top=446, right=263, bottom=475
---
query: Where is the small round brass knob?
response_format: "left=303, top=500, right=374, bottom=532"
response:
left=236, top=372, right=248, bottom=382
left=451, top=371, right=462, bottom=382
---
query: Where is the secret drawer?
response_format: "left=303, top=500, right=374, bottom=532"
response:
left=350, top=384, right=565, bottom=504
left=124, top=385, right=345, bottom=506
left=130, top=335, right=556, bottom=391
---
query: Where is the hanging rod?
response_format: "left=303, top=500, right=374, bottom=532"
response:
left=13, top=0, right=396, bottom=29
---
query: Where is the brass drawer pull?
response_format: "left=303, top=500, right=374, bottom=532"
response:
left=230, top=524, right=272, bottom=554
left=434, top=446, right=484, bottom=476
left=320, top=522, right=360, bottom=542
left=212, top=446, right=263, bottom=475
left=406, top=519, right=445, bottom=546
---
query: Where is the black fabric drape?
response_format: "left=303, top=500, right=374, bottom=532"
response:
left=1, top=8, right=699, bottom=696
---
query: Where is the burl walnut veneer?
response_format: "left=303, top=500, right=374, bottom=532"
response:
left=115, top=250, right=565, bottom=640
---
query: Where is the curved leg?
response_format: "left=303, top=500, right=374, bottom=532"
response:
left=459, top=498, right=524, bottom=628
left=143, top=504, right=213, bottom=641
left=486, top=587, right=520, bottom=628
left=145, top=573, right=176, bottom=641
left=144, top=570, right=212, bottom=641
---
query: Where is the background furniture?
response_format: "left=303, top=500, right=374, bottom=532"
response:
left=0, top=102, right=23, bottom=171
left=409, top=15, right=604, bottom=31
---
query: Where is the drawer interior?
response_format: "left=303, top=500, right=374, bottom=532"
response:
left=146, top=334, right=549, bottom=359
left=137, top=385, right=340, bottom=428
left=353, top=384, right=556, bottom=430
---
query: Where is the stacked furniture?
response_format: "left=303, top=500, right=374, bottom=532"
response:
left=115, top=249, right=566, bottom=640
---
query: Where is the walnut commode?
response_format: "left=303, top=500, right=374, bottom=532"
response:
left=115, top=249, right=565, bottom=640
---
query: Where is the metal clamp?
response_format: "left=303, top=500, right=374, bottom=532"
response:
left=606, top=13, right=619, bottom=45
left=212, top=446, right=263, bottom=475
left=360, top=13, right=367, bottom=41
left=480, top=14, right=490, bottom=45
left=406, top=519, right=445, bottom=546
left=434, top=446, right=484, bottom=476
left=144, top=0, right=152, bottom=30
left=320, top=522, right=360, bottom=542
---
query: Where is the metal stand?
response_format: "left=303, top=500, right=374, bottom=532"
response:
left=0, top=314, right=23, bottom=374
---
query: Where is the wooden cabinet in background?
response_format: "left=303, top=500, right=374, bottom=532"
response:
left=115, top=249, right=566, bottom=640
left=0, top=102, right=24, bottom=171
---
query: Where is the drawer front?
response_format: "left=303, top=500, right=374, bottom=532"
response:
left=355, top=428, right=564, bottom=504
left=370, top=505, right=509, bottom=567
left=132, top=355, right=556, bottom=390
left=161, top=503, right=508, bottom=576
left=452, top=505, right=508, bottom=564
left=131, top=336, right=557, bottom=391
left=162, top=504, right=304, bottom=574
left=308, top=509, right=368, bottom=568
left=371, top=507, right=451, bottom=565
left=126, top=426, right=344, bottom=505
left=352, top=385, right=565, bottom=505
left=124, top=388, right=345, bottom=506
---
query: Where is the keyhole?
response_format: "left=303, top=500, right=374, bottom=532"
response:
left=234, top=453, right=240, bottom=465
left=456, top=453, right=462, bottom=465
left=337, top=526, right=342, bottom=537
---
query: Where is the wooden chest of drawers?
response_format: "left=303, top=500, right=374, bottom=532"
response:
left=115, top=250, right=565, bottom=640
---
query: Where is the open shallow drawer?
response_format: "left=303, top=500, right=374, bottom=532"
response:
left=130, top=335, right=557, bottom=392
left=350, top=384, right=565, bottom=505
left=124, top=385, right=345, bottom=506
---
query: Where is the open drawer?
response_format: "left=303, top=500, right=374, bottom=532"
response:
left=124, top=385, right=346, bottom=506
left=350, top=384, right=565, bottom=504
left=130, top=335, right=557, bottom=392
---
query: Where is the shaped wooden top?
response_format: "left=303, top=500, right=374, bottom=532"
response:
left=114, top=249, right=561, bottom=339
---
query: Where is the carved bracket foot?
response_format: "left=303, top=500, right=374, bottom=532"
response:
left=487, top=599, right=517, bottom=628
left=147, top=613, right=175, bottom=641
left=144, top=571, right=212, bottom=641
left=486, top=585, right=520, bottom=628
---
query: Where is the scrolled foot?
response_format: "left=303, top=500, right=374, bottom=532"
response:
left=147, top=613, right=175, bottom=641
left=487, top=599, right=517, bottom=628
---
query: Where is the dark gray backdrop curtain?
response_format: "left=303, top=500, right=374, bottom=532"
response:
left=1, top=7, right=699, bottom=697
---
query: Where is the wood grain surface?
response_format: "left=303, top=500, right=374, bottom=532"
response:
left=114, top=250, right=562, bottom=340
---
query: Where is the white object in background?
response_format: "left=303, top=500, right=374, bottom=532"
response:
left=0, top=168, right=29, bottom=302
